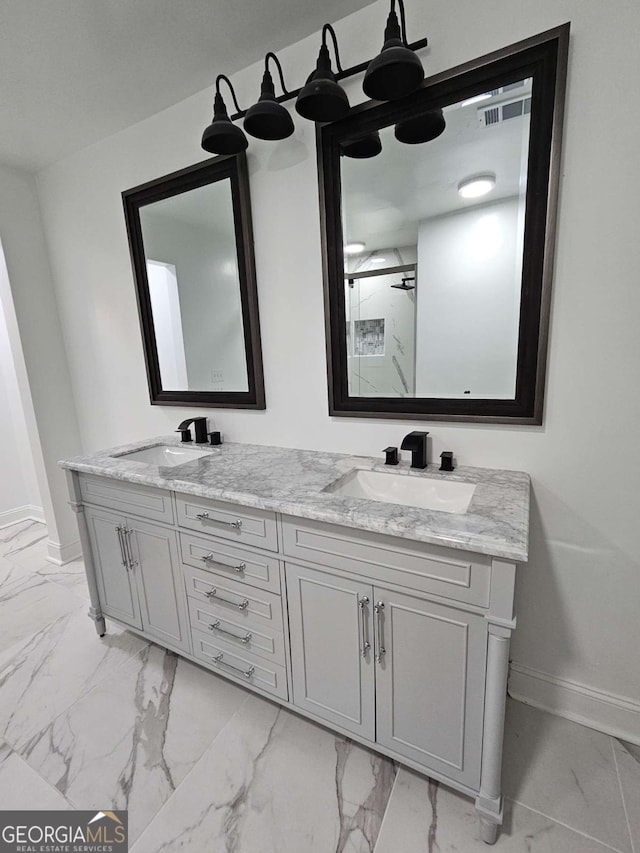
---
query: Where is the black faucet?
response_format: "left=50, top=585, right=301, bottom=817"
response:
left=400, top=431, right=429, bottom=469
left=176, top=417, right=208, bottom=444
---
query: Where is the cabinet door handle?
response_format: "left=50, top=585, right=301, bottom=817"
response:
left=201, top=554, right=246, bottom=574
left=122, top=527, right=138, bottom=569
left=205, top=587, right=249, bottom=609
left=212, top=652, right=255, bottom=679
left=115, top=525, right=128, bottom=569
left=208, top=620, right=252, bottom=645
left=358, top=595, right=370, bottom=658
left=374, top=601, right=386, bottom=663
left=196, top=511, right=242, bottom=530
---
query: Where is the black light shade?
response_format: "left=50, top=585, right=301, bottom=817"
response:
left=244, top=69, right=294, bottom=140
left=296, top=44, right=350, bottom=123
left=363, top=8, right=424, bottom=101
left=395, top=108, right=446, bottom=144
left=201, top=92, right=248, bottom=155
left=341, top=131, right=382, bottom=159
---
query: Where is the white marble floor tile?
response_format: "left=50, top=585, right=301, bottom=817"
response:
left=36, top=557, right=91, bottom=602
left=374, top=768, right=619, bottom=852
left=19, top=645, right=248, bottom=842
left=133, top=695, right=396, bottom=853
left=0, top=574, right=80, bottom=650
left=503, top=699, right=631, bottom=852
left=0, top=554, right=31, bottom=588
left=613, top=739, right=640, bottom=852
left=0, top=520, right=47, bottom=559
left=0, top=607, right=150, bottom=750
left=0, top=740, right=70, bottom=810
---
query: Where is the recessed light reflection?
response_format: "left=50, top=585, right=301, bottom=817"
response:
left=344, top=242, right=366, bottom=255
left=458, top=173, right=496, bottom=199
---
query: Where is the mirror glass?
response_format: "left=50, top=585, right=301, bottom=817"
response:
left=342, top=79, right=531, bottom=400
left=123, top=154, right=265, bottom=409
left=319, top=27, right=568, bottom=423
left=139, top=179, right=248, bottom=393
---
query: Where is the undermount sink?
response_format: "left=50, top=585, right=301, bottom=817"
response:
left=326, top=468, right=476, bottom=514
left=115, top=445, right=212, bottom=467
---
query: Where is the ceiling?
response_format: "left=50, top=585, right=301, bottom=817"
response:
left=0, top=0, right=375, bottom=171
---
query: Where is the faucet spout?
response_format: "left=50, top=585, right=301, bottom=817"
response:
left=400, top=430, right=429, bottom=469
left=176, top=417, right=208, bottom=444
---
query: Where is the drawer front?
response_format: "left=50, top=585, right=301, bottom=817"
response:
left=176, top=494, right=277, bottom=551
left=188, top=598, right=285, bottom=666
left=79, top=475, right=174, bottom=524
left=282, top=516, right=490, bottom=607
left=192, top=628, right=288, bottom=700
left=180, top=532, right=280, bottom=594
left=183, top=565, right=284, bottom=633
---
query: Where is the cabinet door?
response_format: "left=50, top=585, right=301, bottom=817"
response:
left=374, top=588, right=486, bottom=789
left=84, top=506, right=141, bottom=628
left=286, top=563, right=374, bottom=740
left=126, top=518, right=190, bottom=653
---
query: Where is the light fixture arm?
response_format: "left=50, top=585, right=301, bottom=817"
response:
left=322, top=24, right=344, bottom=73
left=215, top=74, right=244, bottom=113
left=264, top=52, right=290, bottom=95
left=391, top=0, right=410, bottom=46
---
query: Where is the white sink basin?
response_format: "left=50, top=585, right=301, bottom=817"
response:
left=115, top=445, right=212, bottom=467
left=326, top=469, right=476, bottom=514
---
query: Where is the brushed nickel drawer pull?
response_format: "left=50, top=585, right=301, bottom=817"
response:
left=195, top=511, right=242, bottom=530
left=358, top=595, right=370, bottom=658
left=204, top=587, right=249, bottom=609
left=123, top=527, right=138, bottom=569
left=212, top=652, right=255, bottom=679
left=201, top=554, right=246, bottom=573
left=209, top=620, right=252, bottom=644
left=374, top=601, right=386, bottom=663
left=115, top=525, right=128, bottom=569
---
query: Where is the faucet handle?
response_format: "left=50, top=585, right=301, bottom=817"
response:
left=383, top=446, right=399, bottom=465
left=440, top=451, right=455, bottom=472
left=176, top=427, right=192, bottom=443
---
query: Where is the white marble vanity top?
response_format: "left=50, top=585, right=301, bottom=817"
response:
left=60, top=436, right=530, bottom=561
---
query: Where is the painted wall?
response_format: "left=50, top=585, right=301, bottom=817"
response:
left=34, top=0, right=640, bottom=738
left=0, top=164, right=82, bottom=560
left=415, top=198, right=521, bottom=399
left=0, top=286, right=41, bottom=521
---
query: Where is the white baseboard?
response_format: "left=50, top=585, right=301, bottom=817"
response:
left=46, top=538, right=82, bottom=565
left=509, top=662, right=640, bottom=746
left=0, top=504, right=45, bottom=529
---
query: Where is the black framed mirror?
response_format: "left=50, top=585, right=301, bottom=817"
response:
left=123, top=153, right=265, bottom=409
left=318, top=25, right=569, bottom=424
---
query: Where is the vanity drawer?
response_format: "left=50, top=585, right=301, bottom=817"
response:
left=282, top=516, right=491, bottom=607
left=192, top=628, right=288, bottom=700
left=183, top=565, right=285, bottom=633
left=79, top=474, right=174, bottom=524
left=179, top=532, right=280, bottom=594
left=187, top=598, right=286, bottom=666
left=176, top=494, right=278, bottom=551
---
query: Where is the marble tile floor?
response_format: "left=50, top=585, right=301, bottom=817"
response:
left=0, top=519, right=638, bottom=851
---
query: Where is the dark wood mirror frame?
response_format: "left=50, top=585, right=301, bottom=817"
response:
left=318, top=25, right=569, bottom=424
left=123, top=153, right=265, bottom=409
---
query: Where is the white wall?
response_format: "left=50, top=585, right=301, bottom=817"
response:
left=415, top=198, right=520, bottom=398
left=0, top=281, right=41, bottom=522
left=34, top=0, right=640, bottom=739
left=0, top=164, right=82, bottom=560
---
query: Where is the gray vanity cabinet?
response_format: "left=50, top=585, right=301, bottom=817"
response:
left=83, top=505, right=190, bottom=653
left=373, top=587, right=486, bottom=789
left=286, top=563, right=375, bottom=740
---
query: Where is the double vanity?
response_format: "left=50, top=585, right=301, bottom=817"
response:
left=61, top=436, right=529, bottom=843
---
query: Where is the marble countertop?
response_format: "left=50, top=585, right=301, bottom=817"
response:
left=60, top=436, right=530, bottom=562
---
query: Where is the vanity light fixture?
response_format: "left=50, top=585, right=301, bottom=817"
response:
left=243, top=53, right=294, bottom=141
left=340, top=131, right=383, bottom=159
left=344, top=242, right=366, bottom=254
left=458, top=173, right=497, bottom=199
left=296, top=25, right=350, bottom=123
left=362, top=0, right=425, bottom=101
left=394, top=107, right=446, bottom=144
left=200, top=6, right=428, bottom=155
left=201, top=75, right=248, bottom=155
